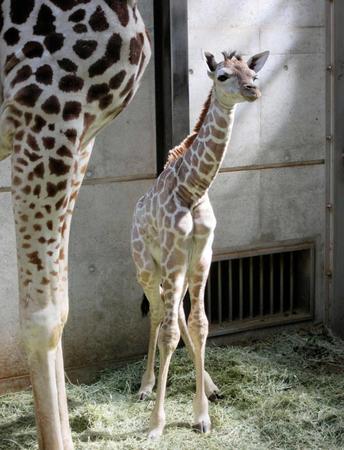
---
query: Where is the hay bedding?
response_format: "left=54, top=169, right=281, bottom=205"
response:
left=1, top=327, right=344, bottom=449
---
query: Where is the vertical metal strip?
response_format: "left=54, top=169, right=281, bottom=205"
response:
left=239, top=259, right=243, bottom=320
left=249, top=257, right=254, bottom=318
left=229, top=260, right=233, bottom=321
left=170, top=0, right=190, bottom=148
left=280, top=254, right=284, bottom=313
left=270, top=254, right=274, bottom=315
left=217, top=261, right=222, bottom=324
left=153, top=0, right=189, bottom=174
left=325, top=0, right=334, bottom=329
left=290, top=252, right=294, bottom=314
left=330, top=0, right=344, bottom=337
left=259, top=255, right=264, bottom=316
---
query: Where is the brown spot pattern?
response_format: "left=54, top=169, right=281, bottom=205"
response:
left=42, top=137, right=55, bottom=149
left=59, top=74, right=84, bottom=92
left=10, top=0, right=35, bottom=25
left=56, top=145, right=73, bottom=158
left=73, top=39, right=97, bottom=59
left=4, top=27, right=20, bottom=45
left=109, top=70, right=126, bottom=89
left=68, top=8, right=85, bottom=22
left=129, top=33, right=144, bottom=65
left=104, top=0, right=129, bottom=26
left=11, top=65, right=32, bottom=87
left=46, top=180, right=67, bottom=197
left=65, top=129, right=77, bottom=143
left=32, top=115, right=47, bottom=133
left=23, top=41, right=44, bottom=58
left=58, top=58, right=78, bottom=72
left=42, top=95, right=61, bottom=114
left=89, top=6, right=109, bottom=31
left=33, top=4, right=56, bottom=36
left=49, top=157, right=70, bottom=176
left=15, top=83, right=43, bottom=107
left=44, top=33, right=64, bottom=53
left=62, top=101, right=82, bottom=121
left=88, top=33, right=122, bottom=77
left=33, top=162, right=45, bottom=179
left=36, top=65, right=53, bottom=85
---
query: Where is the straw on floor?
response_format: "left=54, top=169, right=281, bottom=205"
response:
left=1, top=326, right=344, bottom=450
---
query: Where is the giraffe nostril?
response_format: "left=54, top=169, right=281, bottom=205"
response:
left=243, top=84, right=255, bottom=90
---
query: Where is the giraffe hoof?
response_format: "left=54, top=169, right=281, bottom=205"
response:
left=148, top=426, right=164, bottom=440
left=193, top=420, right=211, bottom=434
left=208, top=391, right=224, bottom=402
left=139, top=391, right=149, bottom=401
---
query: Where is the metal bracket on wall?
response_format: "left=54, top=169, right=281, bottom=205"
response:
left=153, top=0, right=190, bottom=174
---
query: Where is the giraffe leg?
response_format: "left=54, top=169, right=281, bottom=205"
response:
left=55, top=140, right=94, bottom=447
left=12, top=127, right=94, bottom=449
left=131, top=228, right=163, bottom=400
left=56, top=340, right=73, bottom=449
left=138, top=285, right=164, bottom=400
left=187, top=239, right=214, bottom=433
left=178, top=300, right=220, bottom=401
left=148, top=268, right=187, bottom=439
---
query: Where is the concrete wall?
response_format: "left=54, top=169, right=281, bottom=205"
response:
left=188, top=0, right=326, bottom=319
left=0, top=2, right=155, bottom=392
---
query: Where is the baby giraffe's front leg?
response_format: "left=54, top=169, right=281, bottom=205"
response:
left=148, top=267, right=187, bottom=439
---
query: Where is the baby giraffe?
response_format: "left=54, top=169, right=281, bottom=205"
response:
left=131, top=48, right=269, bottom=438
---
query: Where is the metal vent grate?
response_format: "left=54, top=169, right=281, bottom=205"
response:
left=200, top=243, right=314, bottom=336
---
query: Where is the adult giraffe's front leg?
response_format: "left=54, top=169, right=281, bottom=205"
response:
left=55, top=139, right=95, bottom=448
left=12, top=127, right=94, bottom=450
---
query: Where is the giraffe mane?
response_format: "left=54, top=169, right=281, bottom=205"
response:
left=164, top=90, right=213, bottom=168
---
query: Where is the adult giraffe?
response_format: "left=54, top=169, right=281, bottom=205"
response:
left=0, top=1, right=150, bottom=448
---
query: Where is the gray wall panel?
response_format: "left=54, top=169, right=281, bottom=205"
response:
left=189, top=0, right=326, bottom=323
left=188, top=1, right=326, bottom=169
left=64, top=181, right=152, bottom=369
left=0, top=194, right=26, bottom=381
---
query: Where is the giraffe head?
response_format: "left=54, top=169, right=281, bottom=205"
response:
left=204, top=50, right=269, bottom=107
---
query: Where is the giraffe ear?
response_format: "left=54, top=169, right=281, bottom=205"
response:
left=203, top=51, right=217, bottom=78
left=247, top=51, right=270, bottom=73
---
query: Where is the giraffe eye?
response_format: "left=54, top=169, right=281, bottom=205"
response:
left=217, top=74, right=229, bottom=82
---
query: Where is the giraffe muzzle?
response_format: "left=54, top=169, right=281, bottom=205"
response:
left=241, top=85, right=261, bottom=102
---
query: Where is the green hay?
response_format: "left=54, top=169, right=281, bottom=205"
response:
left=1, top=327, right=344, bottom=450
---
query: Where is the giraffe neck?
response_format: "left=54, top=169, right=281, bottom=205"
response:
left=176, top=90, right=236, bottom=204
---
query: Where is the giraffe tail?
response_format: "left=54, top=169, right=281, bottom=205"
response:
left=141, top=294, right=150, bottom=317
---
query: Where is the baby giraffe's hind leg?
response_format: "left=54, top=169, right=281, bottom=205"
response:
left=178, top=300, right=221, bottom=401
left=132, top=241, right=162, bottom=400
left=188, top=239, right=214, bottom=433
left=139, top=284, right=164, bottom=400
left=148, top=263, right=188, bottom=439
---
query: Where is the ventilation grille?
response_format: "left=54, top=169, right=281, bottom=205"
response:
left=201, top=244, right=314, bottom=336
